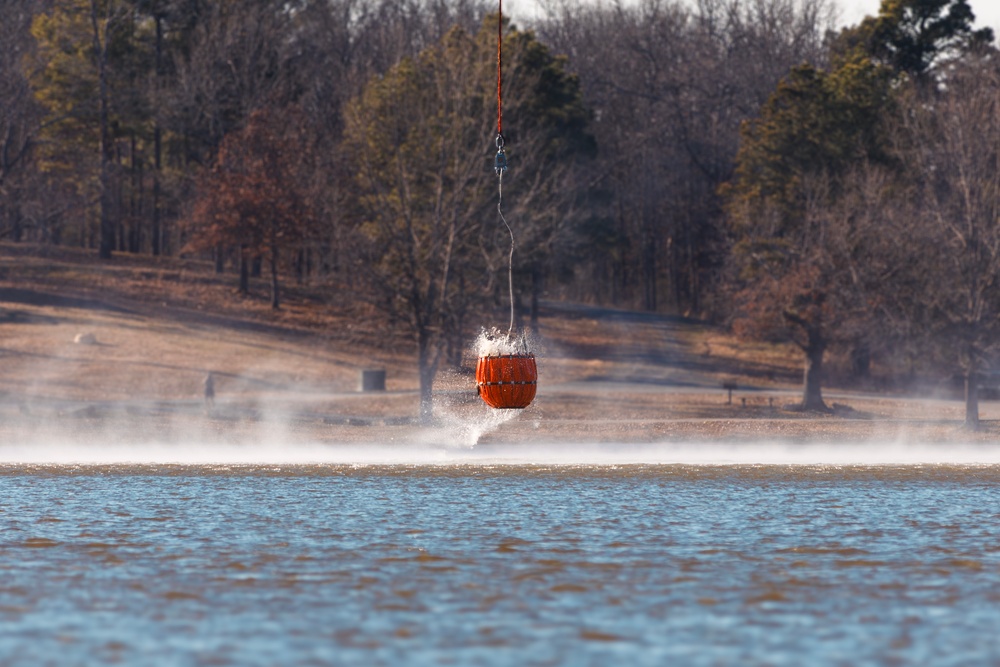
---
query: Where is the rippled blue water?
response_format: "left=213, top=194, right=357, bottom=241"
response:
left=2, top=462, right=1000, bottom=666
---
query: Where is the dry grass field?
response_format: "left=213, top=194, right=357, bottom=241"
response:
left=2, top=241, right=998, bottom=445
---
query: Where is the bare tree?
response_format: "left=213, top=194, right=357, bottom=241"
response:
left=162, top=0, right=301, bottom=161
left=283, top=0, right=492, bottom=287
left=27, top=0, right=137, bottom=254
left=90, top=0, right=127, bottom=259
left=889, top=55, right=1000, bottom=428
left=536, top=0, right=835, bottom=313
left=341, top=16, right=592, bottom=419
left=0, top=0, right=43, bottom=241
left=184, top=106, right=317, bottom=309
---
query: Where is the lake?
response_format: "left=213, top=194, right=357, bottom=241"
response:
left=2, top=439, right=1000, bottom=666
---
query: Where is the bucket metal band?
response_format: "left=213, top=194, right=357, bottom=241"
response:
left=478, top=380, right=537, bottom=387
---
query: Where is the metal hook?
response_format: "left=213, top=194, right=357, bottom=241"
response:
left=494, top=133, right=507, bottom=175
left=494, top=150, right=508, bottom=176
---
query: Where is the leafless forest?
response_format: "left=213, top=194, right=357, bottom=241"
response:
left=1, top=0, right=998, bottom=424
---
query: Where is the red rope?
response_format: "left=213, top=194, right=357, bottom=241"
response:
left=496, top=0, right=502, bottom=137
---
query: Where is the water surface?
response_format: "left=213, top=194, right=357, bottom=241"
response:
left=1, top=444, right=999, bottom=665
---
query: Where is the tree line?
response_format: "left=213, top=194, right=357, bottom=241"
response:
left=1, top=0, right=997, bottom=422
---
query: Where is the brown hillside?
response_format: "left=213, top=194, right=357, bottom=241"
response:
left=0, top=242, right=994, bottom=444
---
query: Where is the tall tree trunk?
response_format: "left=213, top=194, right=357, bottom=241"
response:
left=417, top=328, right=437, bottom=424
left=530, top=265, right=541, bottom=331
left=270, top=246, right=280, bottom=310
left=801, top=346, right=827, bottom=411
left=129, top=132, right=141, bottom=253
left=964, top=368, right=980, bottom=430
left=239, top=245, right=249, bottom=294
left=93, top=2, right=115, bottom=260
left=295, top=248, right=305, bottom=285
left=800, top=327, right=829, bottom=412
left=151, top=13, right=163, bottom=256
left=785, top=310, right=830, bottom=412
left=642, top=220, right=656, bottom=311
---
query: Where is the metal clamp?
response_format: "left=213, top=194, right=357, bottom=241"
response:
left=494, top=134, right=508, bottom=175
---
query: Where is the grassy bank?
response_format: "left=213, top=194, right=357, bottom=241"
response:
left=2, top=242, right=996, bottom=444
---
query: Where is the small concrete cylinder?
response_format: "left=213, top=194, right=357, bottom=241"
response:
left=360, top=369, right=386, bottom=392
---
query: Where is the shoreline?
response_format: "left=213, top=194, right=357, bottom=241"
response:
left=3, top=398, right=999, bottom=448
left=3, top=380, right=1000, bottom=447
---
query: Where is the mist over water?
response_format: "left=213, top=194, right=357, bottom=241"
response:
left=4, top=432, right=1000, bottom=466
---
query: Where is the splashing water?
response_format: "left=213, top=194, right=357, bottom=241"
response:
left=450, top=406, right=521, bottom=446
left=474, top=327, right=534, bottom=356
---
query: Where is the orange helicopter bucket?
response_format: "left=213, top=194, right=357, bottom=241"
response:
left=476, top=353, right=537, bottom=409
